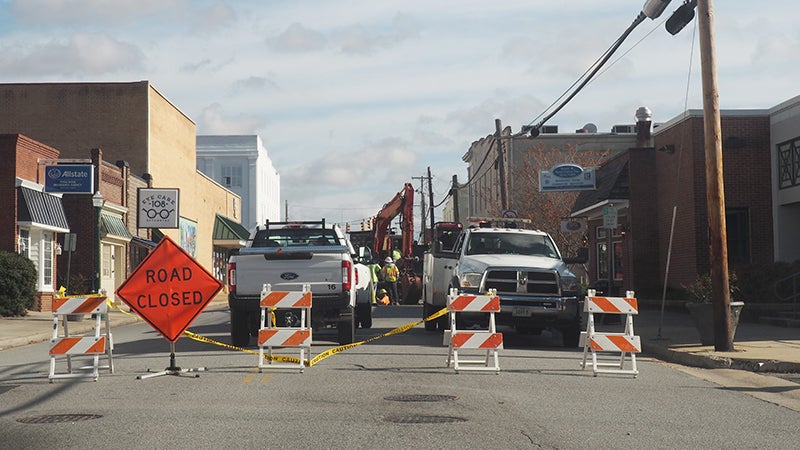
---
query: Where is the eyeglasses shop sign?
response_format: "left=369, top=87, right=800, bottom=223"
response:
left=138, top=188, right=180, bottom=228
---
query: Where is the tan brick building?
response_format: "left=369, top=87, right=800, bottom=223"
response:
left=0, top=82, right=242, bottom=307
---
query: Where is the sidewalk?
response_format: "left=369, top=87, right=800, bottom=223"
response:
left=1, top=300, right=799, bottom=373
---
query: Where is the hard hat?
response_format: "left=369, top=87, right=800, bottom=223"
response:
left=378, top=288, right=387, bottom=295
left=384, top=257, right=393, bottom=263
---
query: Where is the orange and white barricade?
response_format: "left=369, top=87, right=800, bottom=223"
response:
left=445, top=288, right=502, bottom=373
left=49, top=294, right=113, bottom=382
left=580, top=289, right=640, bottom=377
left=258, top=284, right=312, bottom=372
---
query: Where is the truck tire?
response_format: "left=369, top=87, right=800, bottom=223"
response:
left=230, top=309, right=251, bottom=347
left=356, top=303, right=372, bottom=329
left=423, top=301, right=438, bottom=331
left=337, top=316, right=355, bottom=345
left=561, top=323, right=581, bottom=348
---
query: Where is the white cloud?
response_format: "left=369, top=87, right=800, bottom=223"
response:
left=0, top=33, right=143, bottom=76
left=1, top=0, right=798, bottom=223
left=268, top=23, right=327, bottom=53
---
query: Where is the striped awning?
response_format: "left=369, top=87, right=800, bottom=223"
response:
left=213, top=214, right=249, bottom=247
left=100, top=213, right=133, bottom=241
left=17, top=187, right=70, bottom=233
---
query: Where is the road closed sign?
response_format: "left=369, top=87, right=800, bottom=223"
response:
left=115, top=235, right=223, bottom=342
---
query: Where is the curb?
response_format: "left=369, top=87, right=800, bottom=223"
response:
left=642, top=342, right=800, bottom=373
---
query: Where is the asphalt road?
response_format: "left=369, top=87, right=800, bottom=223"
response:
left=1, top=305, right=798, bottom=449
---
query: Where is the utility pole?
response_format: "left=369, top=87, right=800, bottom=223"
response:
left=495, top=119, right=508, bottom=211
left=284, top=200, right=289, bottom=221
left=427, top=166, right=435, bottom=236
left=412, top=174, right=428, bottom=242
left=451, top=174, right=460, bottom=223
left=698, top=0, right=732, bottom=351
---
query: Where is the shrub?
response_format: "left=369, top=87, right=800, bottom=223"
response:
left=0, top=251, right=37, bottom=317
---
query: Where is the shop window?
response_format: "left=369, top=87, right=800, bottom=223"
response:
left=19, top=229, right=30, bottom=258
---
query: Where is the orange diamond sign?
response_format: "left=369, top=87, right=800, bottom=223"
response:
left=115, top=235, right=223, bottom=342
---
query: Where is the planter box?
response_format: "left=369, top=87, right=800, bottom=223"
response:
left=685, top=301, right=744, bottom=346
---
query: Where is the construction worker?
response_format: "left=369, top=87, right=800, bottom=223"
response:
left=381, top=256, right=400, bottom=305
left=367, top=257, right=381, bottom=304
left=376, top=288, right=390, bottom=306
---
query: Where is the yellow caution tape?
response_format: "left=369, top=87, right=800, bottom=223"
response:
left=106, top=298, right=448, bottom=367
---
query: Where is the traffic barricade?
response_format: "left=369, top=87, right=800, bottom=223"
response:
left=580, top=289, right=640, bottom=377
left=49, top=294, right=113, bottom=382
left=445, top=288, right=502, bottom=373
left=258, top=284, right=312, bottom=373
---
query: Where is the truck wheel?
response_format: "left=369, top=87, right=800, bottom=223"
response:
left=423, top=302, right=437, bottom=331
left=356, top=303, right=372, bottom=329
left=561, top=324, right=581, bottom=348
left=337, top=316, right=355, bottom=345
left=230, top=309, right=251, bottom=347
left=436, top=312, right=449, bottom=331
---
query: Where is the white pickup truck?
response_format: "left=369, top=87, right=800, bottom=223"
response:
left=226, top=220, right=371, bottom=346
left=422, top=219, right=585, bottom=347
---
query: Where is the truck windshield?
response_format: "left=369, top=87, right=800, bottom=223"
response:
left=251, top=228, right=340, bottom=248
left=465, top=233, right=558, bottom=258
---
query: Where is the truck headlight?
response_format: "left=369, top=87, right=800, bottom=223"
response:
left=560, top=276, right=578, bottom=293
left=460, top=273, right=483, bottom=289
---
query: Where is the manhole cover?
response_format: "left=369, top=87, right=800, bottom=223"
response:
left=384, top=415, right=467, bottom=424
left=17, top=414, right=102, bottom=424
left=384, top=394, right=458, bottom=402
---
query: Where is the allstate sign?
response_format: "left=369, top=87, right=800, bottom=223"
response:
left=44, top=165, right=95, bottom=194
left=539, top=164, right=596, bottom=192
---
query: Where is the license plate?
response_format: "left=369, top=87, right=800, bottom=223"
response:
left=512, top=307, right=532, bottom=317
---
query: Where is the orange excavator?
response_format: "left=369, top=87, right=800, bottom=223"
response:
left=373, top=183, right=421, bottom=304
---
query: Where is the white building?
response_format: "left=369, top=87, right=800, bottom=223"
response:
left=196, top=135, right=281, bottom=232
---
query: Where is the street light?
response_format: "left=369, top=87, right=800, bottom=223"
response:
left=92, top=191, right=105, bottom=293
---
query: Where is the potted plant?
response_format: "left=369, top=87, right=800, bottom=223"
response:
left=684, top=272, right=745, bottom=346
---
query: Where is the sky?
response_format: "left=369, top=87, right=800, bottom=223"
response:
left=1, top=0, right=797, bottom=231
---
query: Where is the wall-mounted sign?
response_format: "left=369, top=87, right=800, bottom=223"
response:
left=560, top=217, right=587, bottom=233
left=138, top=188, right=180, bottom=229
left=44, top=164, right=95, bottom=194
left=602, top=205, right=618, bottom=229
left=539, top=164, right=596, bottom=192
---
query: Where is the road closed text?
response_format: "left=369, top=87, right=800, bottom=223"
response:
left=136, top=291, right=205, bottom=308
left=136, top=267, right=204, bottom=308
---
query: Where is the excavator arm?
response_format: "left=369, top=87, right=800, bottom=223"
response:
left=373, top=182, right=414, bottom=262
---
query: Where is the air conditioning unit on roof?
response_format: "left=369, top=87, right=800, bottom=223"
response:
left=612, top=124, right=635, bottom=133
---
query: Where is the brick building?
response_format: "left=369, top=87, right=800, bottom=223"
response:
left=572, top=109, right=775, bottom=295
left=0, top=82, right=242, bottom=309
left=1, top=135, right=69, bottom=311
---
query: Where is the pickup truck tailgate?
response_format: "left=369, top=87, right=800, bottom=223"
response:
left=234, top=248, right=345, bottom=296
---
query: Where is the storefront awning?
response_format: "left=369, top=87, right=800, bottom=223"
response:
left=213, top=214, right=249, bottom=248
left=570, top=157, right=630, bottom=220
left=17, top=187, right=70, bottom=233
left=131, top=236, right=158, bottom=248
left=101, top=213, right=133, bottom=241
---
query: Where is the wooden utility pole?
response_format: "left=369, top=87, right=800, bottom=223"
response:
left=495, top=119, right=508, bottom=211
left=427, top=166, right=435, bottom=234
left=698, top=0, right=732, bottom=351
left=451, top=174, right=460, bottom=223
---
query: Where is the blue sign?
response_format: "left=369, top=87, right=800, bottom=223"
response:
left=44, top=165, right=95, bottom=194
left=539, top=164, right=596, bottom=192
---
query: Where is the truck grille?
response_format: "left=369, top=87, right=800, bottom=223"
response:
left=484, top=269, right=560, bottom=296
